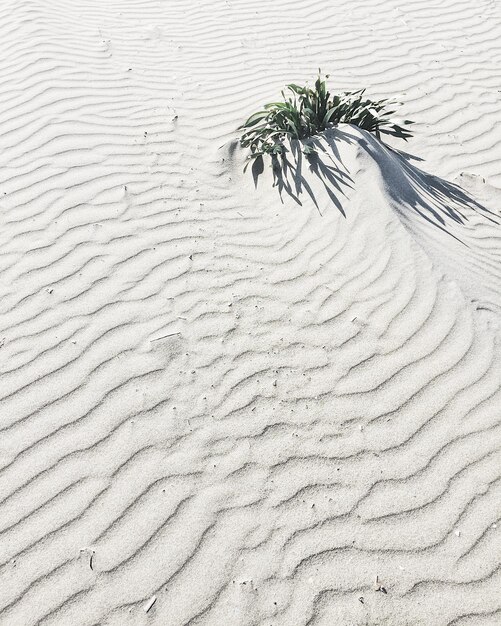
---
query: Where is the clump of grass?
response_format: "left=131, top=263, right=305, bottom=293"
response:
left=238, top=72, right=413, bottom=160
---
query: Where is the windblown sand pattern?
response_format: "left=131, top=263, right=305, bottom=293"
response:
left=0, top=1, right=500, bottom=625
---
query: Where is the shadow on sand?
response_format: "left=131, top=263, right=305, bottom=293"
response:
left=249, top=134, right=354, bottom=216
left=357, top=130, right=499, bottom=235
left=248, top=127, right=499, bottom=240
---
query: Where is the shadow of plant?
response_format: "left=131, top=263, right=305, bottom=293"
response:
left=250, top=133, right=354, bottom=216
left=355, top=129, right=499, bottom=236
left=248, top=126, right=499, bottom=242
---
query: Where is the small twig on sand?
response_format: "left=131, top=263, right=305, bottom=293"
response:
left=79, top=547, right=95, bottom=571
left=150, top=332, right=181, bottom=342
left=374, top=575, right=387, bottom=594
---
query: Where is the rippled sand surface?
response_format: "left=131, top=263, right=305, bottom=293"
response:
left=0, top=1, right=500, bottom=624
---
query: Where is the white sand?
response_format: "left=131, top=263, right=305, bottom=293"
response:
left=0, top=1, right=500, bottom=625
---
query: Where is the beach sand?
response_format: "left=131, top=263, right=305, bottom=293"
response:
left=0, top=1, right=500, bottom=624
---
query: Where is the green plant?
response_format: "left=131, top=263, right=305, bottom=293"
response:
left=238, top=72, right=413, bottom=160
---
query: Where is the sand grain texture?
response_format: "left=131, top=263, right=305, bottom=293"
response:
left=0, top=1, right=500, bottom=625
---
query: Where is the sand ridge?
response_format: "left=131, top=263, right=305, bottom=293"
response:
left=0, top=0, right=500, bottom=625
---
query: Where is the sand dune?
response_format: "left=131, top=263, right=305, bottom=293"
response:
left=0, top=0, right=500, bottom=625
